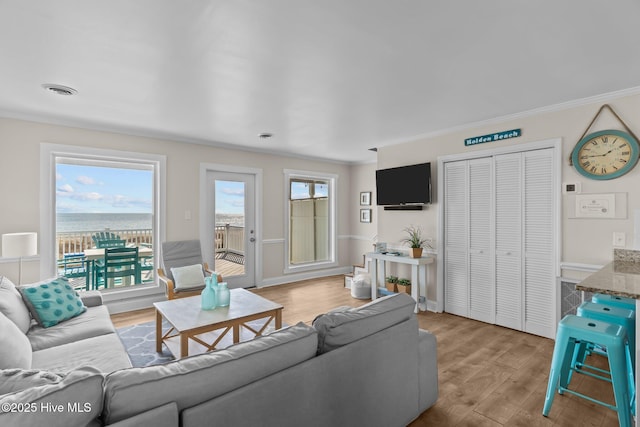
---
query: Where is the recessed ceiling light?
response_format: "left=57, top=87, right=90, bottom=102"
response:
left=258, top=133, right=273, bottom=139
left=42, top=84, right=78, bottom=96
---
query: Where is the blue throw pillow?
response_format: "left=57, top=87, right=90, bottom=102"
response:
left=19, top=278, right=86, bottom=328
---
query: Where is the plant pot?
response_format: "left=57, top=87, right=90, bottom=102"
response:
left=385, top=281, right=397, bottom=292
left=397, top=285, right=411, bottom=294
left=410, top=248, right=423, bottom=258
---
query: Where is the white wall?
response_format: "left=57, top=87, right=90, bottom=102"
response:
left=3, top=90, right=640, bottom=295
left=372, top=92, right=640, bottom=296
left=0, top=117, right=353, bottom=286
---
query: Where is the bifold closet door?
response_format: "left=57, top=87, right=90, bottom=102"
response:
left=494, top=153, right=522, bottom=330
left=494, top=148, right=555, bottom=338
left=443, top=161, right=468, bottom=317
left=443, top=157, right=493, bottom=321
left=444, top=147, right=556, bottom=339
left=522, top=149, right=555, bottom=338
left=468, top=158, right=494, bottom=323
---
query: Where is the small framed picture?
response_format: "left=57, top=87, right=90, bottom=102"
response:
left=360, top=191, right=371, bottom=206
left=360, top=208, right=371, bottom=223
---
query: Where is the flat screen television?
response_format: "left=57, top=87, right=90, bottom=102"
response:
left=376, top=162, right=431, bottom=206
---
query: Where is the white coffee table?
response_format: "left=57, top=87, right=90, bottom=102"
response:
left=154, top=288, right=283, bottom=358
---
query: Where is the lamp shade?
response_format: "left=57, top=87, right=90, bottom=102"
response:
left=2, top=232, right=38, bottom=258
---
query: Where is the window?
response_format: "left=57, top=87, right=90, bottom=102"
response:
left=284, top=170, right=337, bottom=272
left=41, top=144, right=165, bottom=295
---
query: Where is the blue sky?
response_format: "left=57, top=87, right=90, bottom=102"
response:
left=56, top=163, right=153, bottom=213
left=215, top=180, right=244, bottom=214
left=57, top=164, right=246, bottom=215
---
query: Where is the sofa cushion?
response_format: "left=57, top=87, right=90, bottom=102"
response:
left=104, top=402, right=178, bottom=427
left=0, top=276, right=32, bottom=333
left=0, top=366, right=104, bottom=427
left=0, top=310, right=32, bottom=369
left=312, top=293, right=416, bottom=354
left=28, top=305, right=116, bottom=351
left=102, top=322, right=318, bottom=425
left=32, top=333, right=132, bottom=373
left=0, top=369, right=64, bottom=394
left=18, top=277, right=86, bottom=328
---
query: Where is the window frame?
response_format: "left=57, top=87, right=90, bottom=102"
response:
left=283, top=169, right=338, bottom=274
left=40, top=143, right=166, bottom=299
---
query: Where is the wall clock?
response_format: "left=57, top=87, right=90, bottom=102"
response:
left=571, top=129, right=640, bottom=180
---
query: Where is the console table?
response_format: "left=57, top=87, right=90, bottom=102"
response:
left=366, top=252, right=434, bottom=313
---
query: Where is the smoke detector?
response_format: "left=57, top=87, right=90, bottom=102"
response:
left=42, top=84, right=78, bottom=96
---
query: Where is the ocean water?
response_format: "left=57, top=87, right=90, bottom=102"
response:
left=56, top=212, right=245, bottom=233
left=57, top=213, right=153, bottom=233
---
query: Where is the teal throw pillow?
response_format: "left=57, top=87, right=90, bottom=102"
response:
left=19, top=278, right=86, bottom=328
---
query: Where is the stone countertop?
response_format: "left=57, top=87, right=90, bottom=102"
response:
left=576, top=260, right=640, bottom=299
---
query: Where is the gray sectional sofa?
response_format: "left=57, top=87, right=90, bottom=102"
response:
left=1, top=275, right=438, bottom=427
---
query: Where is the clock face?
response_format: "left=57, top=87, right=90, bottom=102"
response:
left=572, top=129, right=640, bottom=180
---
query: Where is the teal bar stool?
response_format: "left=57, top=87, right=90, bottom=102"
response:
left=592, top=293, right=636, bottom=312
left=543, top=315, right=633, bottom=427
left=577, top=301, right=636, bottom=372
left=576, top=301, right=636, bottom=416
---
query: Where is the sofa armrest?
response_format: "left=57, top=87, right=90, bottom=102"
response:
left=80, top=291, right=103, bottom=307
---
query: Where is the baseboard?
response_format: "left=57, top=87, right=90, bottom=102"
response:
left=426, top=299, right=440, bottom=313
left=259, top=266, right=352, bottom=288
left=103, top=290, right=166, bottom=314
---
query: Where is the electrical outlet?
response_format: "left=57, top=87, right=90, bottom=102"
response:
left=613, top=232, right=626, bottom=247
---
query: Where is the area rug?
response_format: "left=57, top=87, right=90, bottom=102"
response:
left=117, top=318, right=282, bottom=368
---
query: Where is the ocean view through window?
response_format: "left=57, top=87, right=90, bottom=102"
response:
left=57, top=213, right=153, bottom=232
left=55, top=158, right=155, bottom=291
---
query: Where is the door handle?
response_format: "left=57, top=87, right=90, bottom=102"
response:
left=249, top=237, right=256, bottom=243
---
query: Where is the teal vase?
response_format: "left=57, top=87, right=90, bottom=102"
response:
left=217, top=282, right=230, bottom=307
left=201, top=277, right=218, bottom=310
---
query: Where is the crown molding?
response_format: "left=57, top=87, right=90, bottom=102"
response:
left=377, top=86, right=640, bottom=150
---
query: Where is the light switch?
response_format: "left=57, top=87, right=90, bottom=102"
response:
left=613, top=232, right=625, bottom=247
left=184, top=210, right=191, bottom=220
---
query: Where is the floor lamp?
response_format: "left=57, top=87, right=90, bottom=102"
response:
left=2, top=232, right=38, bottom=285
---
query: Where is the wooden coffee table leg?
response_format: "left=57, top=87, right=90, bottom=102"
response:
left=275, top=309, right=282, bottom=329
left=155, top=309, right=162, bottom=352
left=233, top=324, right=240, bottom=343
left=180, top=333, right=189, bottom=358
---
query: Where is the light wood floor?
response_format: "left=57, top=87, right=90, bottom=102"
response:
left=111, top=276, right=619, bottom=426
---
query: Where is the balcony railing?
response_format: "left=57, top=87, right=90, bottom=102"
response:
left=56, top=226, right=245, bottom=290
left=56, top=228, right=153, bottom=260
left=214, top=224, right=244, bottom=254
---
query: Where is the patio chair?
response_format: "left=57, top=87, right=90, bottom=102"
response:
left=139, top=253, right=154, bottom=283
left=93, top=247, right=140, bottom=289
left=58, top=252, right=90, bottom=290
left=158, top=240, right=222, bottom=300
left=92, top=232, right=126, bottom=248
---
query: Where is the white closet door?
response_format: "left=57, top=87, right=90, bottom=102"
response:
left=494, top=153, right=523, bottom=330
left=468, top=158, right=494, bottom=323
left=444, top=161, right=468, bottom=317
left=523, top=149, right=555, bottom=338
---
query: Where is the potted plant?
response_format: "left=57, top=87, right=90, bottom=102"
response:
left=397, top=278, right=411, bottom=294
left=401, top=225, right=432, bottom=258
left=385, top=275, right=398, bottom=292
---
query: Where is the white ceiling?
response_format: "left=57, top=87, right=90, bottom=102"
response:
left=1, top=1, right=640, bottom=164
